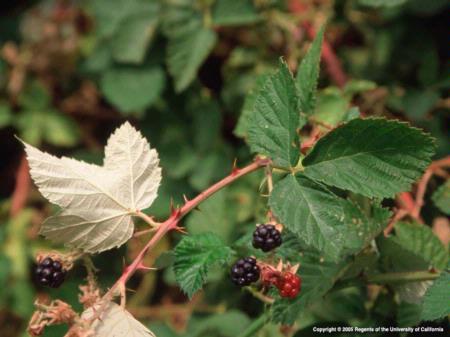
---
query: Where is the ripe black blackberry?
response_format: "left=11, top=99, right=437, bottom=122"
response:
left=35, top=257, right=66, bottom=288
left=252, top=224, right=282, bottom=252
left=230, top=257, right=260, bottom=286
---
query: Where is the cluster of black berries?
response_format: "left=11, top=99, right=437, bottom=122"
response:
left=230, top=224, right=282, bottom=287
left=35, top=257, right=67, bottom=288
left=252, top=224, right=282, bottom=252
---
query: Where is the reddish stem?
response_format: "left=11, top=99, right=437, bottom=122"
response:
left=430, top=156, right=450, bottom=169
left=178, top=157, right=270, bottom=217
left=412, top=169, right=433, bottom=219
left=300, top=127, right=321, bottom=154
left=397, top=192, right=415, bottom=213
left=411, top=155, right=450, bottom=218
left=383, top=209, right=408, bottom=236
left=101, top=157, right=271, bottom=305
left=10, top=154, right=31, bottom=217
left=386, top=155, right=450, bottom=235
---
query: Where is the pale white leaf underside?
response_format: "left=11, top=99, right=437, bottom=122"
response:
left=24, top=122, right=162, bottom=253
left=82, top=302, right=155, bottom=337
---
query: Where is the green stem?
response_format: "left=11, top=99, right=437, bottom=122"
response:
left=367, top=271, right=439, bottom=284
left=238, top=312, right=269, bottom=337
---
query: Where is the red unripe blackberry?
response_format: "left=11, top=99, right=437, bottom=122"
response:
left=230, top=257, right=260, bottom=286
left=277, top=272, right=301, bottom=299
left=35, top=257, right=67, bottom=288
left=252, top=224, right=282, bottom=252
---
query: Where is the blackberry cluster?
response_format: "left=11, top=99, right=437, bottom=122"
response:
left=252, top=224, right=282, bottom=252
left=230, top=257, right=260, bottom=286
left=276, top=272, right=301, bottom=299
left=35, top=257, right=66, bottom=288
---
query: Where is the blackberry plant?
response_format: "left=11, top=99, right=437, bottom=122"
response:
left=5, top=5, right=445, bottom=336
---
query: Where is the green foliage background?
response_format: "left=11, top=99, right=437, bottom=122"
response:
left=0, top=0, right=449, bottom=336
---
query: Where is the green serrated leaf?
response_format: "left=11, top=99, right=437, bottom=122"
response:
left=421, top=269, right=450, bottom=321
left=393, top=222, right=448, bottom=270
left=378, top=238, right=428, bottom=273
left=269, top=174, right=347, bottom=260
left=270, top=175, right=390, bottom=261
left=310, top=288, right=367, bottom=322
left=167, top=28, right=217, bottom=92
left=377, top=220, right=448, bottom=305
left=303, top=118, right=436, bottom=198
left=212, top=0, right=260, bottom=26
left=248, top=60, right=301, bottom=168
left=100, top=66, right=165, bottom=113
left=380, top=222, right=448, bottom=271
left=296, top=26, right=324, bottom=115
left=173, top=232, right=234, bottom=298
left=275, top=230, right=305, bottom=263
left=432, top=180, right=450, bottom=215
left=395, top=222, right=448, bottom=270
left=340, top=200, right=391, bottom=257
left=271, top=252, right=351, bottom=324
